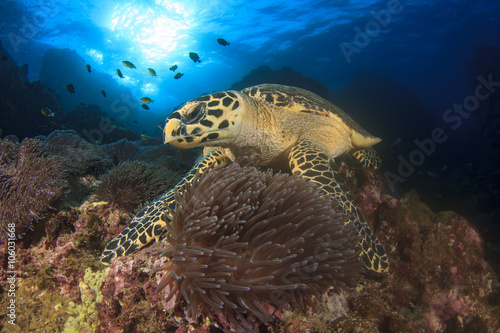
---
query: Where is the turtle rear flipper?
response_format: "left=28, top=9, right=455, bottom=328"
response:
left=289, top=139, right=389, bottom=273
left=351, top=147, right=382, bottom=169
left=100, top=148, right=230, bottom=265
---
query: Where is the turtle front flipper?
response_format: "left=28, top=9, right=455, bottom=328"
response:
left=100, top=148, right=230, bottom=265
left=289, top=139, right=389, bottom=272
left=352, top=147, right=382, bottom=169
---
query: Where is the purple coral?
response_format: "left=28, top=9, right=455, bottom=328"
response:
left=44, top=130, right=113, bottom=175
left=0, top=137, right=67, bottom=239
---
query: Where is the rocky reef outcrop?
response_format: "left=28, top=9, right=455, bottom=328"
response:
left=0, top=40, right=64, bottom=139
left=0, top=137, right=498, bottom=332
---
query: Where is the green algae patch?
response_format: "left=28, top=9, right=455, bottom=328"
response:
left=0, top=275, right=73, bottom=332
left=434, top=210, right=458, bottom=226
left=63, top=267, right=109, bottom=333
left=404, top=190, right=435, bottom=228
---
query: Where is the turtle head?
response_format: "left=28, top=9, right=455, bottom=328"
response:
left=164, top=90, right=247, bottom=149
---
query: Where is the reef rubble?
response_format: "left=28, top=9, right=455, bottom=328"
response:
left=0, top=142, right=498, bottom=333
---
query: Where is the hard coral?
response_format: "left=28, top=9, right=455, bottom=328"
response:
left=0, top=137, right=67, bottom=239
left=94, top=161, right=181, bottom=213
left=155, top=163, right=363, bottom=331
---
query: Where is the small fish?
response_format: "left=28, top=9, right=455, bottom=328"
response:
left=116, top=69, right=124, bottom=78
left=66, top=84, right=75, bottom=93
left=217, top=38, right=230, bottom=46
left=141, top=104, right=150, bottom=110
left=157, top=124, right=164, bottom=131
left=140, top=97, right=154, bottom=103
left=439, top=165, right=448, bottom=172
left=389, top=137, right=402, bottom=147
left=41, top=107, right=54, bottom=117
left=80, top=102, right=88, bottom=108
left=147, top=68, right=157, bottom=77
left=189, top=52, right=201, bottom=63
left=122, top=60, right=136, bottom=69
left=174, top=72, right=184, bottom=79
left=133, top=120, right=138, bottom=124
left=0, top=129, right=2, bottom=136
left=86, top=64, right=91, bottom=73
left=427, top=171, right=438, bottom=178
left=1, top=56, right=9, bottom=61
left=101, top=90, right=107, bottom=97
left=141, top=134, right=149, bottom=140
left=169, top=64, right=178, bottom=71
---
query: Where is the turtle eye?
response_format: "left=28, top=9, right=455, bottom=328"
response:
left=184, top=103, right=206, bottom=124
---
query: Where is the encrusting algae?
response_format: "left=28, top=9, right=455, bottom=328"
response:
left=63, top=267, right=109, bottom=333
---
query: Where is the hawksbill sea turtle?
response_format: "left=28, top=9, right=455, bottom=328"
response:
left=101, top=84, right=389, bottom=272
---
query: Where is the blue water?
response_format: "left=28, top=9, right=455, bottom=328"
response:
left=2, top=0, right=499, bottom=118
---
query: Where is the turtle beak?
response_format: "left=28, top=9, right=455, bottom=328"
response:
left=163, top=118, right=186, bottom=146
left=163, top=118, right=204, bottom=149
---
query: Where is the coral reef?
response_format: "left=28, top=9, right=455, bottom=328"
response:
left=0, top=134, right=498, bottom=333
left=94, top=161, right=182, bottom=212
left=44, top=130, right=113, bottom=176
left=155, top=163, right=362, bottom=331
left=0, top=137, right=67, bottom=239
left=106, top=138, right=140, bottom=165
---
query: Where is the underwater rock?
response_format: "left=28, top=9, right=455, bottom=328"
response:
left=231, top=65, right=329, bottom=99
left=0, top=137, right=67, bottom=240
left=44, top=130, right=113, bottom=175
left=0, top=40, right=64, bottom=139
left=332, top=161, right=500, bottom=332
left=63, top=103, right=140, bottom=144
left=105, top=138, right=140, bottom=165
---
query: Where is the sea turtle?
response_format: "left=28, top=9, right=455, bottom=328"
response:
left=101, top=84, right=389, bottom=272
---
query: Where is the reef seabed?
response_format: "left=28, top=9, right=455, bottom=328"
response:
left=0, top=159, right=499, bottom=333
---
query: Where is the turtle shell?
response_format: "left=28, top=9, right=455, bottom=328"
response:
left=242, top=84, right=380, bottom=148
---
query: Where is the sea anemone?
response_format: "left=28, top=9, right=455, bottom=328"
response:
left=155, top=163, right=363, bottom=331
left=0, top=137, right=67, bottom=239
left=94, top=161, right=182, bottom=212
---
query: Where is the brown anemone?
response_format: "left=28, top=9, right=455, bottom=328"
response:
left=155, top=163, right=362, bottom=331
